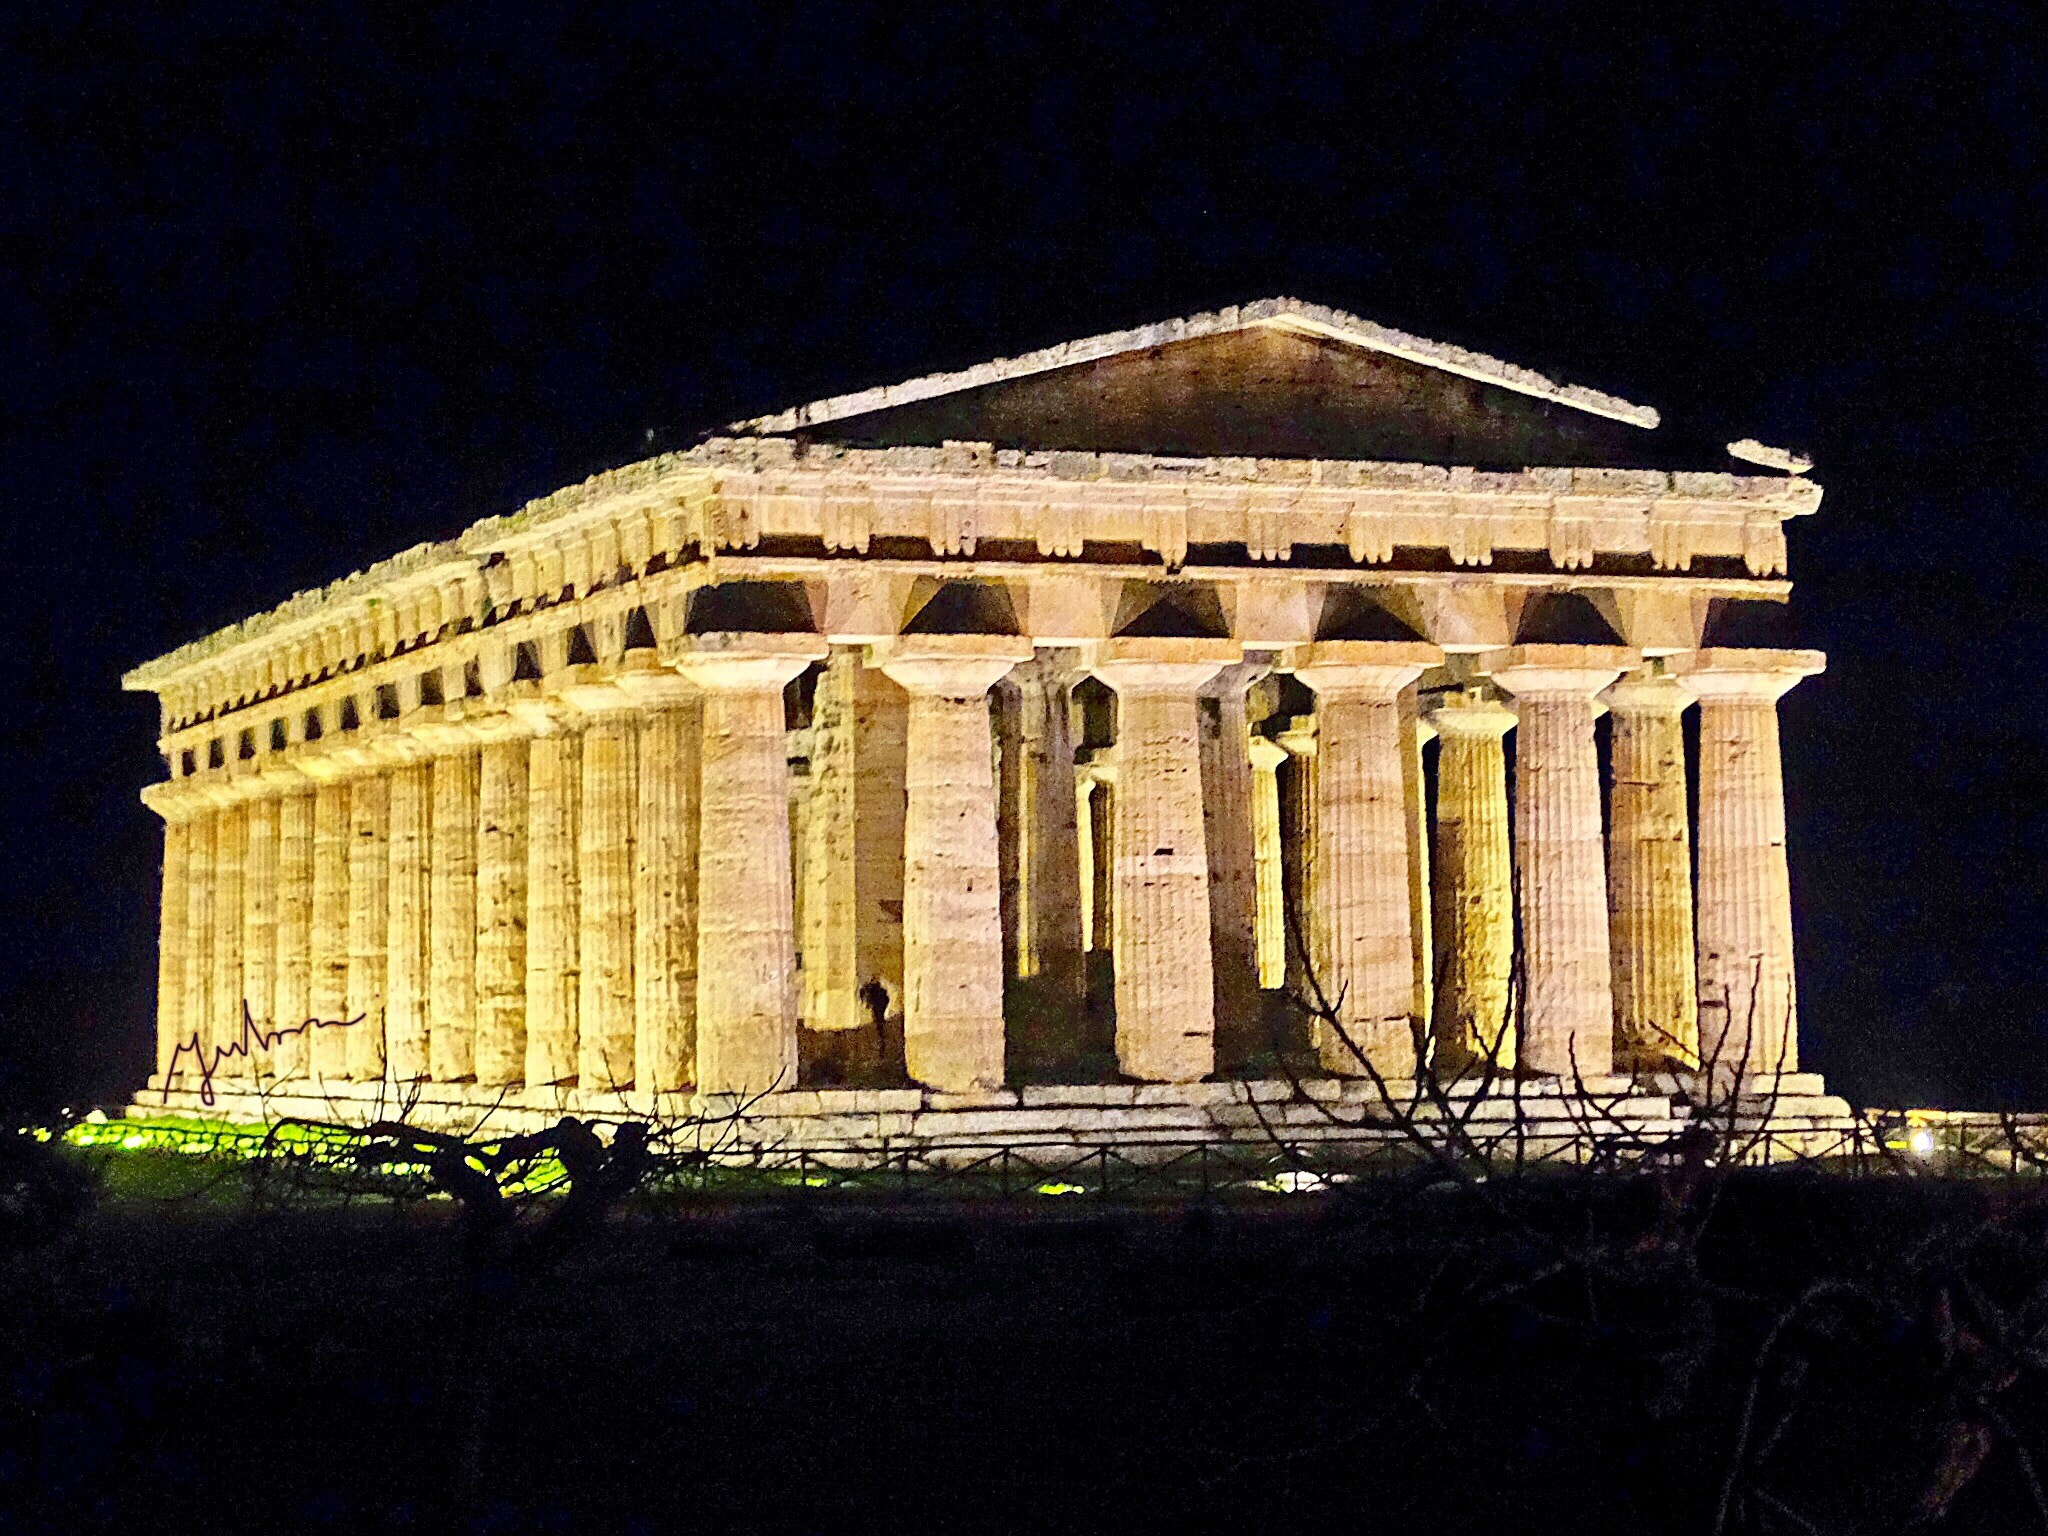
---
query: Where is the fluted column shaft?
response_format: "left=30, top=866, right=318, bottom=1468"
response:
left=1003, top=649, right=1084, bottom=993
left=272, top=787, right=314, bottom=1078
left=878, top=640, right=1029, bottom=1093
left=155, top=812, right=190, bottom=1079
left=525, top=728, right=582, bottom=1086
left=1248, top=737, right=1288, bottom=990
left=1428, top=695, right=1516, bottom=1069
left=627, top=685, right=700, bottom=1094
left=800, top=646, right=907, bottom=1032
left=1404, top=702, right=1436, bottom=1032
left=1491, top=648, right=1633, bottom=1078
left=428, top=747, right=479, bottom=1081
left=1091, top=642, right=1236, bottom=1082
left=1603, top=671, right=1699, bottom=1069
left=181, top=809, right=215, bottom=1081
left=1276, top=718, right=1318, bottom=996
left=385, top=760, right=432, bottom=1081
left=1200, top=664, right=1264, bottom=1065
left=674, top=639, right=825, bottom=1095
left=211, top=803, right=245, bottom=1076
left=309, top=779, right=351, bottom=1078
left=241, top=793, right=279, bottom=1075
left=345, top=771, right=389, bottom=1080
left=1289, top=643, right=1441, bottom=1075
left=578, top=715, right=637, bottom=1091
left=474, top=736, right=529, bottom=1086
left=1677, top=649, right=1824, bottom=1077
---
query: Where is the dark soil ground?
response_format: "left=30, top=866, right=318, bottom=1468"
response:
left=6, top=1147, right=2048, bottom=1535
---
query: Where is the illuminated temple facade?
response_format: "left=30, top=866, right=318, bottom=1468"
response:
left=125, top=299, right=1847, bottom=1148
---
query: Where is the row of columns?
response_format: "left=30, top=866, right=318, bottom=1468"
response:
left=152, top=635, right=1819, bottom=1100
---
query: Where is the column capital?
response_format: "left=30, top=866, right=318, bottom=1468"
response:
left=1086, top=637, right=1240, bottom=693
left=1671, top=647, right=1826, bottom=702
left=870, top=634, right=1033, bottom=696
left=670, top=632, right=828, bottom=692
left=1248, top=735, right=1289, bottom=774
left=1282, top=639, right=1443, bottom=698
left=1424, top=691, right=1517, bottom=740
left=1602, top=666, right=1694, bottom=718
left=141, top=779, right=207, bottom=822
left=1483, top=643, right=1639, bottom=701
left=611, top=649, right=700, bottom=710
left=1274, top=714, right=1318, bottom=759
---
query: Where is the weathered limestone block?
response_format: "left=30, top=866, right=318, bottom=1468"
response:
left=1200, top=662, right=1265, bottom=1066
left=428, top=748, right=479, bottom=1082
left=309, top=780, right=351, bottom=1079
left=876, top=636, right=1032, bottom=1092
left=1248, top=736, right=1288, bottom=990
left=1603, top=669, right=1699, bottom=1069
left=211, top=803, right=245, bottom=1076
left=474, top=735, right=529, bottom=1086
left=272, top=787, right=314, bottom=1079
left=1673, top=648, right=1824, bottom=1078
left=674, top=636, right=826, bottom=1095
left=1426, top=692, right=1515, bottom=1069
left=1285, top=641, right=1442, bottom=1075
left=577, top=715, right=637, bottom=1091
left=155, top=811, right=189, bottom=1079
left=525, top=727, right=582, bottom=1086
left=623, top=682, right=700, bottom=1094
left=385, top=762, right=432, bottom=1082
left=240, top=793, right=279, bottom=1075
left=1090, top=638, right=1238, bottom=1082
left=800, top=645, right=907, bottom=1031
left=1488, top=645, right=1636, bottom=1079
left=345, top=771, right=389, bottom=1081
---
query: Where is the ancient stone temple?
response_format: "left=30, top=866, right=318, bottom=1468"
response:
left=125, top=298, right=1847, bottom=1153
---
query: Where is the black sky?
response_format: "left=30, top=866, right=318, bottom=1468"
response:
left=3, top=1, right=2043, bottom=1108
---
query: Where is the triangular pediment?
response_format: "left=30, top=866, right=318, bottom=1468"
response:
left=731, top=298, right=1803, bottom=472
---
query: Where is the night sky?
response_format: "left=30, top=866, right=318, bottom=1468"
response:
left=4, top=3, right=2042, bottom=1109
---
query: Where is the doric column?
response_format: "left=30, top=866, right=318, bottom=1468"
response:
left=241, top=791, right=279, bottom=1076
left=800, top=645, right=907, bottom=1033
left=1275, top=716, right=1318, bottom=994
left=875, top=636, right=1032, bottom=1093
left=146, top=791, right=191, bottom=1081
left=384, top=758, right=432, bottom=1081
left=211, top=801, right=245, bottom=1078
left=1426, top=692, right=1517, bottom=1070
left=422, top=738, right=479, bottom=1081
left=617, top=658, right=700, bottom=1095
left=1088, top=638, right=1239, bottom=1082
left=1488, top=645, right=1636, bottom=1079
left=1247, top=736, right=1288, bottom=990
left=999, top=648, right=1085, bottom=997
left=180, top=806, right=215, bottom=1083
left=1673, top=648, right=1825, bottom=1078
left=307, top=776, right=351, bottom=1079
left=344, top=770, right=389, bottom=1081
left=673, top=635, right=827, bottom=1095
left=524, top=723, right=582, bottom=1086
left=1603, top=668, right=1699, bottom=1070
left=1076, top=763, right=1116, bottom=956
left=473, top=731, right=530, bottom=1086
left=1201, top=662, right=1266, bottom=1068
left=1286, top=642, right=1443, bottom=1076
left=570, top=694, right=637, bottom=1093
left=1404, top=697, right=1436, bottom=1034
left=272, top=783, right=314, bottom=1079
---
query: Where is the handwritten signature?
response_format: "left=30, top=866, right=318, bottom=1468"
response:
left=163, top=1001, right=366, bottom=1107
